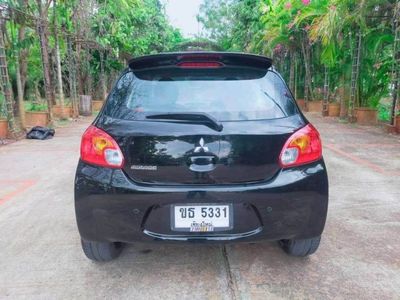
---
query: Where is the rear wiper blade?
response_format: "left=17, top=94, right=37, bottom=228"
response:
left=263, top=91, right=287, bottom=117
left=146, top=112, right=223, bottom=132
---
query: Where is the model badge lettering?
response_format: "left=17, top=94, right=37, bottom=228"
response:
left=130, top=165, right=157, bottom=171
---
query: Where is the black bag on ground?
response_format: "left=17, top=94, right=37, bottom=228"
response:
left=26, top=126, right=55, bottom=140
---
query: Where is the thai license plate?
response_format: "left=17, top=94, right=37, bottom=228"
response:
left=172, top=204, right=232, bottom=232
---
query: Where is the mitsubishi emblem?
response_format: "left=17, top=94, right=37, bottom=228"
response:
left=194, top=138, right=209, bottom=153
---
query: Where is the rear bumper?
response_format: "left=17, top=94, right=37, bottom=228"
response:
left=74, top=160, right=328, bottom=243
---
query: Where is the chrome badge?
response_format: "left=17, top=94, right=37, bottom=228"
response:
left=194, top=138, right=209, bottom=153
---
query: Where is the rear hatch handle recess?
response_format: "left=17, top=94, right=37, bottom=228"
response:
left=146, top=112, right=223, bottom=132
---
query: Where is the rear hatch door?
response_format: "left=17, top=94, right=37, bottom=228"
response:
left=100, top=119, right=222, bottom=184
left=98, top=52, right=304, bottom=185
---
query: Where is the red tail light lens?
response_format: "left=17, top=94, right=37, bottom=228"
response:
left=279, top=124, right=322, bottom=168
left=80, top=125, right=124, bottom=168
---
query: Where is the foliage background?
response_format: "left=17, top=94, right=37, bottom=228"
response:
left=0, top=0, right=398, bottom=128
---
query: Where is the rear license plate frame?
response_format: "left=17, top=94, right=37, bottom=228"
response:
left=171, top=203, right=233, bottom=232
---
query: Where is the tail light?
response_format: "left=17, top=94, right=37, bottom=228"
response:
left=80, top=125, right=124, bottom=168
left=279, top=124, right=322, bottom=168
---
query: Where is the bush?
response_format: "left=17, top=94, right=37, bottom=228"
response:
left=378, top=103, right=391, bottom=122
left=0, top=94, right=6, bottom=119
left=25, top=101, right=48, bottom=112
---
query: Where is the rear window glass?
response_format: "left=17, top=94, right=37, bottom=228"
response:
left=104, top=70, right=298, bottom=121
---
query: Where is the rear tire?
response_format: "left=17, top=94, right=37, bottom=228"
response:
left=279, top=236, right=321, bottom=257
left=81, top=239, right=123, bottom=262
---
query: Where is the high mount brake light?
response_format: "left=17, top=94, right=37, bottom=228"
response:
left=177, top=54, right=223, bottom=61
left=177, top=61, right=223, bottom=68
left=80, top=125, right=124, bottom=168
left=279, top=124, right=322, bottom=168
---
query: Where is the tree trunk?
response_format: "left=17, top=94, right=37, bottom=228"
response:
left=301, top=41, right=309, bottom=104
left=307, top=44, right=314, bottom=100
left=53, top=0, right=66, bottom=118
left=15, top=0, right=28, bottom=129
left=301, top=36, right=313, bottom=105
left=18, top=24, right=28, bottom=98
left=100, top=50, right=107, bottom=100
left=322, top=66, right=329, bottom=116
left=390, top=2, right=400, bottom=126
left=349, top=30, right=362, bottom=120
left=76, top=42, right=83, bottom=95
left=67, top=35, right=79, bottom=117
left=15, top=53, right=25, bottom=128
left=34, top=81, right=41, bottom=101
left=55, top=41, right=65, bottom=117
left=289, top=49, right=295, bottom=93
left=36, top=0, right=54, bottom=121
left=86, top=51, right=92, bottom=97
left=17, top=0, right=28, bottom=100
left=294, top=52, right=298, bottom=99
left=339, top=75, right=347, bottom=119
left=48, top=45, right=57, bottom=106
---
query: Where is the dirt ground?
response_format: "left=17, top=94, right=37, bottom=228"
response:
left=0, top=113, right=399, bottom=299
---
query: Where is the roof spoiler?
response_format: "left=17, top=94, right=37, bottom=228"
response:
left=128, top=52, right=273, bottom=71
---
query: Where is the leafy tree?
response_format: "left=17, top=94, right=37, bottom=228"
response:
left=198, top=0, right=399, bottom=121
left=0, top=0, right=183, bottom=129
left=199, top=0, right=264, bottom=51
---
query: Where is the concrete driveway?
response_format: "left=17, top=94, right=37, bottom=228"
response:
left=0, top=114, right=399, bottom=299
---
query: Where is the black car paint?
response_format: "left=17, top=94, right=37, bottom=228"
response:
left=128, top=52, right=272, bottom=71
left=75, top=116, right=328, bottom=243
left=75, top=159, right=328, bottom=243
left=75, top=52, right=329, bottom=244
left=96, top=114, right=306, bottom=185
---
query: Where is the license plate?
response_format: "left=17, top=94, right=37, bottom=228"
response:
left=172, top=204, right=232, bottom=232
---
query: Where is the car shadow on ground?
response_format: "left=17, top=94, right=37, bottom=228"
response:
left=76, top=241, right=316, bottom=298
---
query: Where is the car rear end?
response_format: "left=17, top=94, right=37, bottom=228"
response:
left=75, top=52, right=328, bottom=261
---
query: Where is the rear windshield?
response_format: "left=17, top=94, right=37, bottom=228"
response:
left=104, top=69, right=298, bottom=121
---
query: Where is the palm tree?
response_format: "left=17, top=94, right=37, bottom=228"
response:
left=260, top=0, right=306, bottom=99
left=0, top=14, right=19, bottom=136
left=302, top=0, right=392, bottom=119
left=297, top=0, right=345, bottom=114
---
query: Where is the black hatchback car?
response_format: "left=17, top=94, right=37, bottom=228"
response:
left=75, top=52, right=328, bottom=261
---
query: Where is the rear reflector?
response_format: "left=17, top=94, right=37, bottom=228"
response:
left=177, top=61, right=223, bottom=68
left=80, top=125, right=124, bottom=168
left=279, top=124, right=322, bottom=167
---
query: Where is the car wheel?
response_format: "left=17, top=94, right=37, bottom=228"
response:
left=279, top=236, right=321, bottom=257
left=81, top=239, right=123, bottom=262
